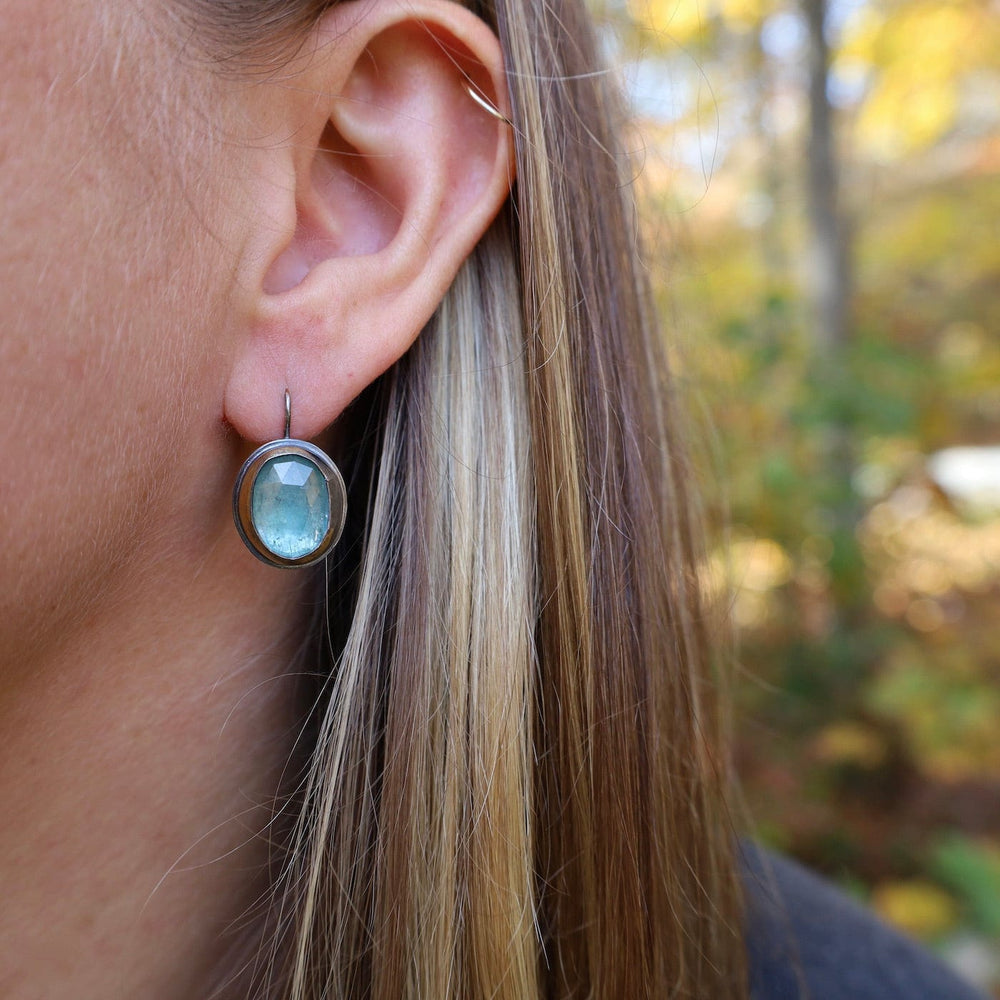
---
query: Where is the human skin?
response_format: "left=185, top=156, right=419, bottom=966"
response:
left=0, top=0, right=512, bottom=995
left=0, top=3, right=315, bottom=994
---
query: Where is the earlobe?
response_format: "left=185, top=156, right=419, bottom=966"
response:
left=224, top=0, right=514, bottom=445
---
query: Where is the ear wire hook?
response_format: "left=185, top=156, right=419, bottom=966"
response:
left=464, top=82, right=513, bottom=126
left=284, top=389, right=292, bottom=440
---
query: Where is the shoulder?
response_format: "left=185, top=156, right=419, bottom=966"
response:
left=740, top=842, right=989, bottom=1000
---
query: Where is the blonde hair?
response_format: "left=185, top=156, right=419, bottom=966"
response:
left=195, top=1, right=747, bottom=996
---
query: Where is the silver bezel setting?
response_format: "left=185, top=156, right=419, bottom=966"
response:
left=232, top=439, right=346, bottom=569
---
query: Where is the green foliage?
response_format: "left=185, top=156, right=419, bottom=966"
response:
left=933, top=837, right=1000, bottom=939
left=619, top=0, right=1000, bottom=982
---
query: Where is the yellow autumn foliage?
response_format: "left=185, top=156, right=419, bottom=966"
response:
left=629, top=0, right=772, bottom=39
left=839, top=1, right=1000, bottom=157
left=872, top=881, right=961, bottom=939
left=629, top=0, right=705, bottom=41
left=814, top=722, right=888, bottom=769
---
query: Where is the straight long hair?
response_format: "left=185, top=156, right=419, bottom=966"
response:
left=192, top=1, right=747, bottom=996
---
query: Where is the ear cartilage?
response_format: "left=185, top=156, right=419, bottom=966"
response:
left=464, top=82, right=512, bottom=126
left=233, top=390, right=346, bottom=568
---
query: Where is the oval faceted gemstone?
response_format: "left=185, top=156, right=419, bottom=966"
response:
left=251, top=454, right=331, bottom=560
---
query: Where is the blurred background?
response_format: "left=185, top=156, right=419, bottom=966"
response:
left=600, top=0, right=1000, bottom=992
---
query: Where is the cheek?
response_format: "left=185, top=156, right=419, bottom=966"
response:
left=0, top=4, right=237, bottom=665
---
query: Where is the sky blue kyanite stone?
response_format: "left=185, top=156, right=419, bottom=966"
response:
left=251, top=455, right=331, bottom=560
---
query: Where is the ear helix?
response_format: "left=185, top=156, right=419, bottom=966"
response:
left=233, top=390, right=347, bottom=568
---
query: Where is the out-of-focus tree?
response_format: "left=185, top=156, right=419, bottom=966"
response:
left=610, top=0, right=1000, bottom=990
left=802, top=0, right=849, bottom=356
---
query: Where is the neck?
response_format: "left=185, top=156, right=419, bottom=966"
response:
left=0, top=515, right=312, bottom=998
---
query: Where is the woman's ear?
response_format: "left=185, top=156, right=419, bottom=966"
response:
left=225, top=0, right=514, bottom=442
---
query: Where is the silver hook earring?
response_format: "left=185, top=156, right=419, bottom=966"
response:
left=464, top=82, right=512, bottom=126
left=232, top=390, right=347, bottom=568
